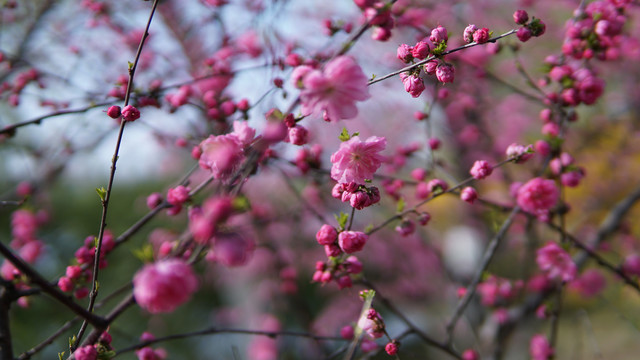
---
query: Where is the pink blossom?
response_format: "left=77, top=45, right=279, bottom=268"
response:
left=209, top=233, right=255, bottom=267
left=340, top=325, right=354, bottom=339
left=385, top=342, right=399, bottom=355
left=513, top=10, right=529, bottom=25
left=622, top=254, right=640, bottom=276
left=330, top=135, right=386, bottom=184
left=569, top=268, right=606, bottom=297
left=517, top=27, right=532, bottom=42
left=427, top=178, right=448, bottom=193
left=517, top=178, right=559, bottom=217
left=506, top=143, right=534, bottom=163
left=316, top=224, right=338, bottom=245
left=423, top=61, right=437, bottom=75
left=430, top=25, right=448, bottom=43
left=400, top=73, right=425, bottom=97
left=470, top=160, right=493, bottom=179
left=287, top=125, right=308, bottom=145
left=536, top=242, right=577, bottom=282
left=411, top=41, right=430, bottom=59
left=460, top=187, right=478, bottom=204
left=473, top=28, right=490, bottom=44
left=198, top=134, right=244, bottom=179
left=146, top=192, right=163, bottom=209
left=298, top=56, right=370, bottom=121
left=73, top=345, right=98, bottom=360
left=436, top=63, right=455, bottom=83
left=463, top=24, right=478, bottom=43
left=166, top=185, right=190, bottom=206
left=122, top=105, right=140, bottom=122
left=338, top=231, right=368, bottom=253
left=462, top=350, right=479, bottom=360
left=397, top=44, right=413, bottom=63
left=133, top=259, right=198, bottom=313
left=530, top=334, right=553, bottom=360
left=106, top=105, right=121, bottom=119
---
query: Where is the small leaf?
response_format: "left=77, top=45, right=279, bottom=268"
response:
left=96, top=187, right=107, bottom=202
left=127, top=61, right=134, bottom=70
left=132, top=244, right=154, bottom=263
left=338, top=127, right=350, bottom=142
left=58, top=352, right=65, bottom=360
left=69, top=335, right=76, bottom=348
left=352, top=131, right=360, bottom=137
left=396, top=197, right=406, bottom=213
left=232, top=195, right=251, bottom=212
left=98, top=350, right=117, bottom=359
left=93, top=236, right=99, bottom=249
left=334, top=212, right=349, bottom=230
left=364, top=224, right=374, bottom=233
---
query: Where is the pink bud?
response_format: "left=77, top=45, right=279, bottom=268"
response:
left=340, top=325, right=354, bottom=339
left=517, top=27, right=532, bottom=42
left=385, top=342, right=399, bottom=356
left=400, top=73, right=425, bottom=98
left=423, top=60, right=437, bottom=75
left=462, top=349, right=480, bottom=360
left=430, top=25, right=448, bottom=43
left=463, top=24, right=478, bottom=43
left=513, top=10, right=529, bottom=25
left=460, top=187, right=478, bottom=204
left=397, top=44, right=413, bottom=63
left=411, top=41, right=430, bottom=59
left=106, top=105, right=121, bottom=119
left=316, top=224, right=338, bottom=245
left=428, top=137, right=441, bottom=150
left=470, top=160, right=493, bottom=180
left=473, top=27, right=490, bottom=44
left=121, top=105, right=140, bottom=122
left=435, top=63, right=455, bottom=84
left=146, top=192, right=163, bottom=209
left=338, top=231, right=368, bottom=254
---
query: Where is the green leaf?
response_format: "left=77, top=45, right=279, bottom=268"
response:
left=98, top=350, right=117, bottom=359
left=132, top=244, right=155, bottom=263
left=69, top=335, right=76, bottom=348
left=96, top=187, right=107, bottom=202
left=396, top=197, right=406, bottom=213
left=338, top=127, right=350, bottom=142
left=232, top=195, right=251, bottom=212
left=128, top=61, right=134, bottom=70
left=334, top=212, right=349, bottom=230
left=58, top=352, right=65, bottom=360
left=364, top=224, right=373, bottom=233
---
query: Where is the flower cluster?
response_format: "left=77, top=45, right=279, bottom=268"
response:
left=332, top=182, right=381, bottom=210
left=512, top=10, right=546, bottom=42
left=516, top=177, right=559, bottom=220
left=355, top=0, right=395, bottom=41
left=293, top=56, right=370, bottom=122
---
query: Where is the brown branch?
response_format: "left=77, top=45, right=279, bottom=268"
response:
left=74, top=0, right=161, bottom=349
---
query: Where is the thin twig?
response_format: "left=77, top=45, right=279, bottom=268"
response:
left=114, top=327, right=344, bottom=357
left=445, top=207, right=520, bottom=342
left=74, top=0, right=160, bottom=349
left=368, top=29, right=517, bottom=86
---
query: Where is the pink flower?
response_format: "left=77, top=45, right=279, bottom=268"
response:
left=463, top=24, right=478, bottom=43
left=287, top=125, right=308, bottom=146
left=106, top=105, right=121, bottom=119
left=536, top=242, right=577, bottom=282
left=430, top=25, right=448, bottom=43
left=513, top=10, right=529, bottom=25
left=330, top=136, right=387, bottom=184
left=411, top=41, right=430, bottom=59
left=298, top=56, right=370, bottom=121
left=209, top=233, right=255, bottom=267
left=517, top=178, right=559, bottom=217
left=460, top=187, right=478, bottom=204
left=423, top=60, right=437, bottom=75
left=435, top=63, right=455, bottom=83
left=462, top=350, right=479, bottom=360
left=400, top=73, right=425, bottom=97
left=530, top=334, right=553, bottom=360
left=122, top=105, right=140, bottom=122
left=473, top=27, right=490, bottom=44
left=517, top=27, right=532, bottom=42
left=133, top=259, right=198, bottom=313
left=232, top=121, right=256, bottom=146
left=316, top=224, right=338, bottom=245
left=385, top=342, right=399, bottom=356
left=397, top=43, right=413, bottom=63
left=470, top=160, right=493, bottom=180
left=73, top=345, right=98, bottom=360
left=166, top=185, right=190, bottom=206
left=338, top=231, right=368, bottom=253
left=198, top=134, right=244, bottom=180
left=146, top=192, right=163, bottom=209
left=506, top=143, right=534, bottom=163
